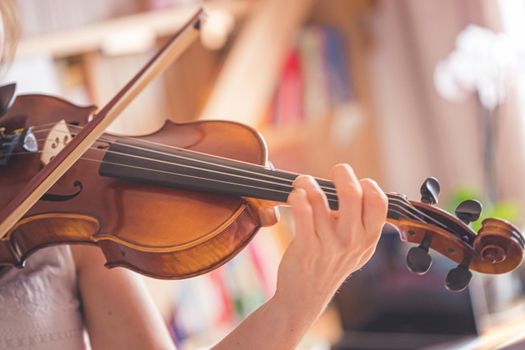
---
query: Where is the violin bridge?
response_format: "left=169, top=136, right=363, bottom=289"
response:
left=41, top=120, right=72, bottom=166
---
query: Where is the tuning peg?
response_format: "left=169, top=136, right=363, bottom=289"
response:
left=455, top=200, right=482, bottom=225
left=446, top=265, right=472, bottom=292
left=445, top=257, right=472, bottom=292
left=420, top=177, right=440, bottom=205
left=406, top=234, right=432, bottom=274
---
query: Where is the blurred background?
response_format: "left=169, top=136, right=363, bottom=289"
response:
left=7, top=0, right=525, bottom=349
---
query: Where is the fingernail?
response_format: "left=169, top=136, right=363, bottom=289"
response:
left=294, top=188, right=307, bottom=196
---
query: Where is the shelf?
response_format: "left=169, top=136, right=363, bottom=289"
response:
left=16, top=0, right=254, bottom=58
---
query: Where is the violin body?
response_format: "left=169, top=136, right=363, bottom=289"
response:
left=0, top=94, right=277, bottom=279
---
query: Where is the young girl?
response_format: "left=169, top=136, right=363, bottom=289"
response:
left=0, top=2, right=388, bottom=349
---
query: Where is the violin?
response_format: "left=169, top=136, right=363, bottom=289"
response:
left=0, top=9, right=523, bottom=293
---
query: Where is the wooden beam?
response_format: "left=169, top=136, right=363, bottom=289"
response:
left=199, top=0, right=315, bottom=125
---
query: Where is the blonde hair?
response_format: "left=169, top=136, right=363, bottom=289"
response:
left=0, top=0, right=18, bottom=75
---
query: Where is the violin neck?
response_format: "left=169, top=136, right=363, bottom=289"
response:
left=98, top=140, right=405, bottom=219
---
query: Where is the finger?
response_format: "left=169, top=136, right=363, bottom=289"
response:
left=288, top=188, right=316, bottom=241
left=294, top=175, right=333, bottom=236
left=330, top=164, right=363, bottom=230
left=360, top=178, right=388, bottom=236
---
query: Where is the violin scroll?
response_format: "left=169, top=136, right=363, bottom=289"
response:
left=474, top=218, right=524, bottom=267
left=390, top=177, right=525, bottom=292
left=443, top=218, right=524, bottom=292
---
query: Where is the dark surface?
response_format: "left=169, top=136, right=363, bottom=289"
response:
left=332, top=225, right=478, bottom=350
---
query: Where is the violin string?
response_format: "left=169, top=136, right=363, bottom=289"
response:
left=388, top=207, right=415, bottom=221
left=5, top=147, right=443, bottom=228
left=31, top=133, right=340, bottom=194
left=28, top=124, right=441, bottom=226
left=32, top=127, right=439, bottom=222
left=5, top=134, right=419, bottom=223
left=34, top=124, right=326, bottom=189
left=1, top=157, right=418, bottom=224
left=10, top=142, right=445, bottom=229
left=80, top=155, right=444, bottom=228
left=20, top=122, right=63, bottom=133
left=22, top=125, right=446, bottom=228
left=32, top=125, right=404, bottom=200
left=1, top=124, right=53, bottom=147
left=28, top=138, right=421, bottom=212
left=34, top=121, right=65, bottom=129
left=6, top=140, right=424, bottom=223
left=32, top=136, right=340, bottom=194
left=34, top=123, right=335, bottom=187
left=92, top=139, right=447, bottom=228
left=24, top=140, right=341, bottom=202
left=76, top=156, right=426, bottom=224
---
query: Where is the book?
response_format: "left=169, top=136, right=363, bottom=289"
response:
left=323, top=27, right=353, bottom=104
left=298, top=26, right=331, bottom=121
left=270, top=26, right=354, bottom=126
left=272, top=48, right=303, bottom=125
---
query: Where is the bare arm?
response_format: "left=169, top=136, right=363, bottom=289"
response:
left=72, top=245, right=175, bottom=350
left=70, top=164, right=385, bottom=350
left=213, top=164, right=388, bottom=349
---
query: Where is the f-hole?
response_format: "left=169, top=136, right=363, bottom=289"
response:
left=41, top=181, right=83, bottom=202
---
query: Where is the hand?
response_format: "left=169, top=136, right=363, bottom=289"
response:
left=212, top=165, right=386, bottom=350
left=274, top=164, right=388, bottom=317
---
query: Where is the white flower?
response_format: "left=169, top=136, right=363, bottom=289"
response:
left=434, top=25, right=525, bottom=110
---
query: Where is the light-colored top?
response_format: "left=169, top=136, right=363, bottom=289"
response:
left=0, top=245, right=86, bottom=350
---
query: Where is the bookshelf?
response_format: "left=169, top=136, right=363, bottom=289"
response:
left=8, top=0, right=382, bottom=348
left=261, top=0, right=381, bottom=181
